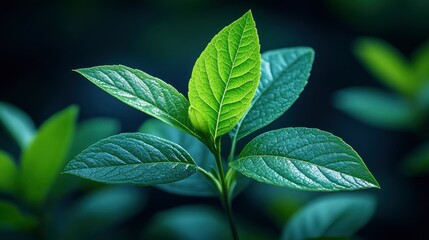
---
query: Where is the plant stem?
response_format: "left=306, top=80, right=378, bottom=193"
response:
left=215, top=141, right=239, bottom=240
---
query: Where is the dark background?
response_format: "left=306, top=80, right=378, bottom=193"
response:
left=1, top=0, right=429, bottom=239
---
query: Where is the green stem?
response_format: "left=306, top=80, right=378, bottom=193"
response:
left=215, top=140, right=239, bottom=240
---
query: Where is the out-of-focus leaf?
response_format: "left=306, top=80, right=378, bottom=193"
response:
left=334, top=87, right=415, bottom=129
left=0, top=150, right=18, bottom=195
left=413, top=41, right=429, bottom=84
left=20, top=105, right=78, bottom=205
left=0, top=102, right=36, bottom=149
left=402, top=142, right=429, bottom=176
left=281, top=194, right=376, bottom=240
left=142, top=205, right=229, bottom=240
left=0, top=201, right=37, bottom=230
left=139, top=119, right=216, bottom=196
left=61, top=187, right=145, bottom=240
left=354, top=37, right=416, bottom=96
left=64, top=133, right=197, bottom=185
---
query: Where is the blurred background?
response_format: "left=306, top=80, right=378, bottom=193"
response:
left=1, top=0, right=429, bottom=239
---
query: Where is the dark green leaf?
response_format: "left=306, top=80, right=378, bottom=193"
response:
left=0, top=102, right=36, bottom=149
left=0, top=201, right=37, bottom=230
left=281, top=194, right=376, bottom=240
left=20, top=105, right=78, bottom=205
left=188, top=10, right=261, bottom=142
left=0, top=150, right=18, bottom=195
left=231, top=47, right=314, bottom=141
left=75, top=65, right=199, bottom=140
left=230, top=128, right=379, bottom=191
left=413, top=41, right=429, bottom=84
left=333, top=87, right=415, bottom=130
left=139, top=119, right=216, bottom=196
left=63, top=133, right=197, bottom=185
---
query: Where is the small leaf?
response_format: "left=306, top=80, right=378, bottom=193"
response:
left=142, top=205, right=229, bottom=240
left=281, top=194, right=376, bottom=240
left=0, top=201, right=37, bottom=230
left=69, top=118, right=121, bottom=159
left=402, top=142, right=429, bottom=176
left=354, top=37, right=416, bottom=96
left=188, top=10, right=261, bottom=142
left=0, top=102, right=36, bottom=149
left=20, top=105, right=78, bottom=205
left=230, top=128, right=379, bottom=191
left=0, top=150, right=18, bottom=195
left=75, top=65, right=199, bottom=140
left=139, top=119, right=216, bottom=196
left=333, top=87, right=415, bottom=130
left=230, top=47, right=314, bottom=141
left=63, top=133, right=197, bottom=185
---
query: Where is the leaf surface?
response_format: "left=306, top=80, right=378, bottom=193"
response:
left=63, top=133, right=197, bottom=185
left=230, top=128, right=379, bottom=191
left=281, top=194, right=376, bottom=240
left=20, top=105, right=78, bottom=205
left=230, top=47, right=314, bottom=141
left=0, top=201, right=37, bottom=230
left=0, top=102, right=36, bottom=149
left=188, top=11, right=261, bottom=142
left=0, top=150, right=18, bottom=195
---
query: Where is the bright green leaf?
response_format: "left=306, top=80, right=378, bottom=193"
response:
left=0, top=102, right=36, bottom=149
left=413, top=41, right=429, bottom=84
left=230, top=128, right=379, bottom=191
left=20, top=105, right=78, bottom=205
left=354, top=37, right=416, bottom=96
left=402, top=142, right=429, bottom=176
left=139, top=119, right=216, bottom=196
left=188, top=10, right=261, bottom=142
left=0, top=201, right=37, bottom=230
left=333, top=87, right=415, bottom=130
left=281, top=194, right=376, bottom=240
left=230, top=47, right=314, bottom=141
left=63, top=133, right=197, bottom=185
left=0, top=150, right=18, bottom=195
left=75, top=65, right=199, bottom=140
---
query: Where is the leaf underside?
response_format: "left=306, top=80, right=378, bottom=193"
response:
left=230, top=128, right=379, bottom=191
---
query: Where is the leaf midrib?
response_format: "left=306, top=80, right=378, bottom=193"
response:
left=214, top=16, right=249, bottom=140
left=65, top=161, right=196, bottom=171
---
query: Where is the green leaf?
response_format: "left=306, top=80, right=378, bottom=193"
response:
left=75, top=65, right=199, bottom=140
left=69, top=118, right=121, bottom=159
left=281, top=194, right=376, bottom=240
left=230, top=47, right=314, bottom=141
left=60, top=187, right=145, bottom=239
left=188, top=10, right=261, bottom=143
left=0, top=102, right=36, bottom=149
left=142, top=205, right=229, bottom=240
left=354, top=37, right=416, bottom=96
left=139, top=119, right=216, bottom=196
left=20, top=105, right=78, bottom=205
left=0, top=201, right=37, bottom=230
left=402, top=142, right=429, bottom=176
left=63, top=133, right=197, bottom=185
left=230, top=128, right=379, bottom=191
left=0, top=150, right=18, bottom=195
left=333, top=87, right=415, bottom=130
left=413, top=41, right=429, bottom=84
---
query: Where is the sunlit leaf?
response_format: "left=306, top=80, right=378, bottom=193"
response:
left=0, top=102, right=36, bottom=149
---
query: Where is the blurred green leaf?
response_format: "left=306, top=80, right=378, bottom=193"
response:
left=0, top=150, right=18, bottom=195
left=230, top=128, right=379, bottom=191
left=281, top=194, right=376, bottom=240
left=0, top=201, right=37, bottom=230
left=69, top=118, right=120, bottom=159
left=20, top=105, right=78, bottom=205
left=334, top=87, right=415, bottom=129
left=230, top=47, right=314, bottom=141
left=402, top=142, right=429, bottom=176
left=61, top=187, right=145, bottom=240
left=412, top=41, right=429, bottom=84
left=188, top=11, right=261, bottom=143
left=142, top=205, right=229, bottom=240
left=139, top=119, right=216, bottom=196
left=64, top=133, right=197, bottom=185
left=0, top=102, right=36, bottom=149
left=354, top=37, right=416, bottom=96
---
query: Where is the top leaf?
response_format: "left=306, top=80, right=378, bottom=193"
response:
left=75, top=65, right=199, bottom=140
left=188, top=10, right=261, bottom=143
left=230, top=47, right=314, bottom=141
